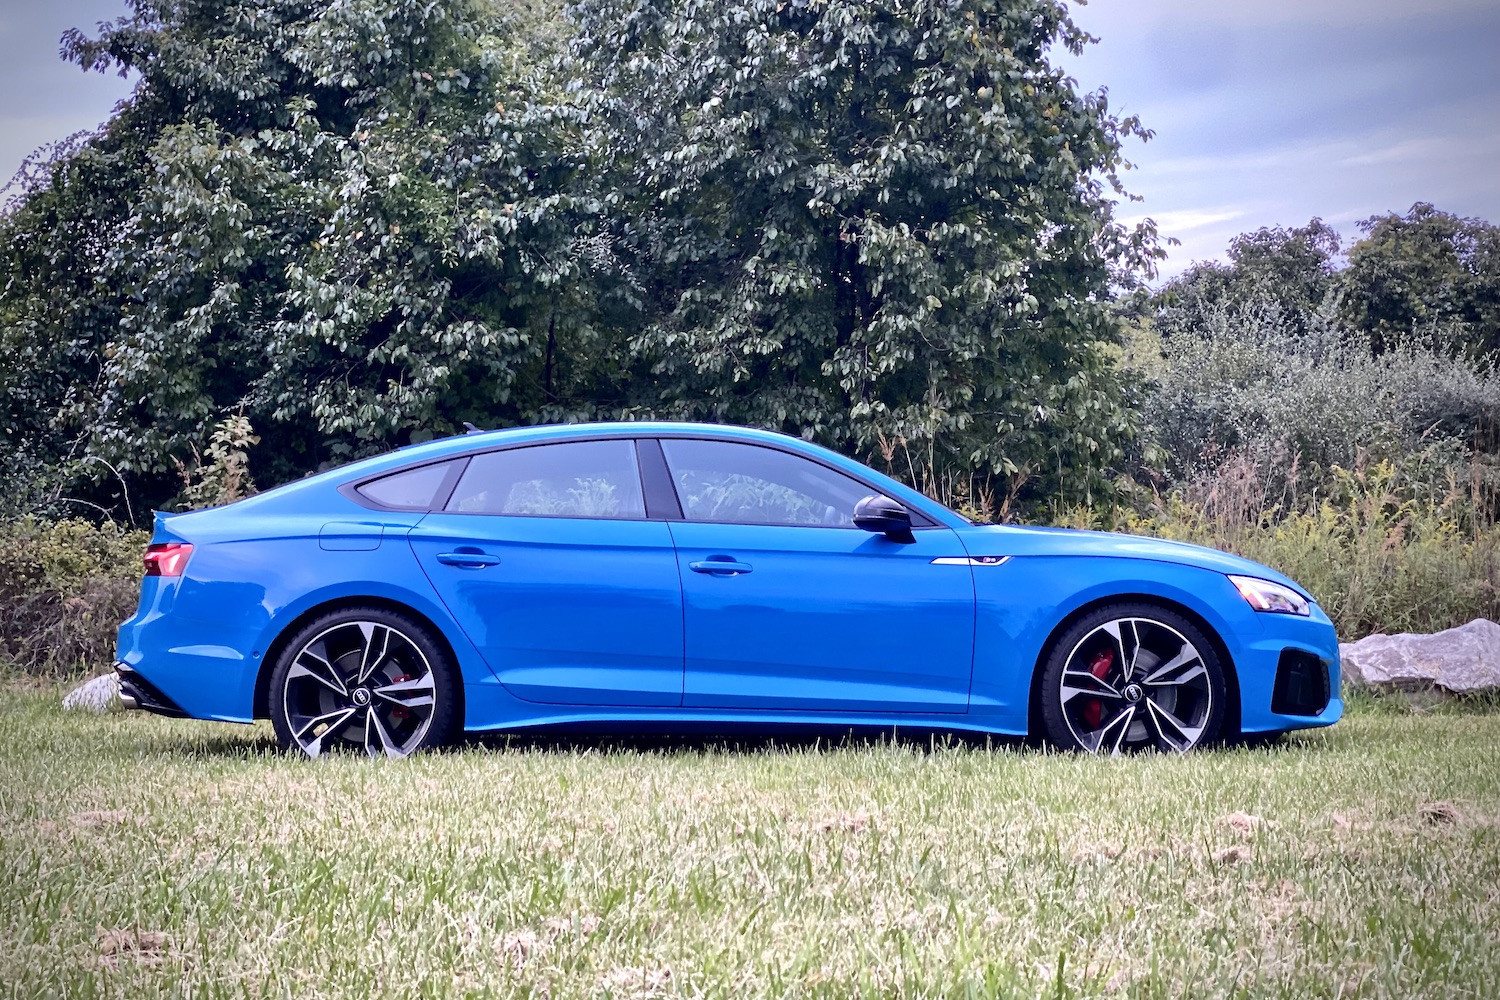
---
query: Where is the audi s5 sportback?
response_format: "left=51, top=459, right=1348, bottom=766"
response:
left=115, top=422, right=1341, bottom=757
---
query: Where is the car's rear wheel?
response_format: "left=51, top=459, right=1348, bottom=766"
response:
left=1037, top=604, right=1227, bottom=754
left=269, top=608, right=459, bottom=758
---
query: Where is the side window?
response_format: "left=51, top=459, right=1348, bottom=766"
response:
left=659, top=439, right=869, bottom=526
left=446, top=440, right=646, bottom=518
left=357, top=460, right=459, bottom=510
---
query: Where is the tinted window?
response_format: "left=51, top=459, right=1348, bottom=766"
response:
left=446, top=441, right=646, bottom=518
left=357, top=460, right=457, bottom=510
left=660, top=439, right=869, bottom=526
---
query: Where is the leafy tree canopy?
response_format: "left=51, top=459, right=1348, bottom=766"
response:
left=1342, top=202, right=1500, bottom=357
left=1, top=0, right=1159, bottom=519
left=1153, top=218, right=1343, bottom=339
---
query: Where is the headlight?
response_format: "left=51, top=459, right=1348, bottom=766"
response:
left=1229, top=575, right=1310, bottom=616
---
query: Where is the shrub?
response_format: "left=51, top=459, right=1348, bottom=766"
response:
left=1130, top=297, right=1500, bottom=524
left=1058, top=456, right=1500, bottom=640
left=0, top=518, right=147, bottom=678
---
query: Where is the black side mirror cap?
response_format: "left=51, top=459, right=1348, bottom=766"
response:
left=854, top=494, right=914, bottom=541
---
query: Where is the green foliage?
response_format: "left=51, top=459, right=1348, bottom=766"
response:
left=1341, top=202, right=1500, bottom=357
left=1129, top=299, right=1500, bottom=520
left=2, top=0, right=1158, bottom=521
left=569, top=0, right=1159, bottom=508
left=1153, top=219, right=1343, bottom=340
left=173, top=412, right=261, bottom=510
left=0, top=518, right=147, bottom=677
left=1090, top=458, right=1500, bottom=641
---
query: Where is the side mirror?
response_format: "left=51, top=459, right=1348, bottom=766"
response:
left=854, top=494, right=914, bottom=540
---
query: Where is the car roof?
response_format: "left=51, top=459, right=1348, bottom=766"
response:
left=365, top=421, right=825, bottom=470
left=235, top=422, right=961, bottom=529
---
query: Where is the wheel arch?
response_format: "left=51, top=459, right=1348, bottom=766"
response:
left=252, top=596, right=466, bottom=726
left=1024, top=593, right=1241, bottom=742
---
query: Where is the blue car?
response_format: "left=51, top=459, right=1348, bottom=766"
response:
left=115, top=422, right=1341, bottom=757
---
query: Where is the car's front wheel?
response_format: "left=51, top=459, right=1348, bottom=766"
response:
left=1037, top=603, right=1227, bottom=754
left=268, top=608, right=459, bottom=758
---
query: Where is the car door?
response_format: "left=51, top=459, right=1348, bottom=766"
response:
left=657, top=437, right=976, bottom=713
left=406, top=438, right=684, bottom=706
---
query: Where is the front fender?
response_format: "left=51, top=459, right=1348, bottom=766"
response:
left=966, top=555, right=1263, bottom=732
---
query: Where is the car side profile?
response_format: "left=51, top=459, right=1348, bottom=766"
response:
left=115, top=422, right=1341, bottom=756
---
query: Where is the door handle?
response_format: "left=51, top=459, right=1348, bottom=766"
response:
left=689, top=559, right=753, bottom=576
left=436, top=551, right=502, bottom=568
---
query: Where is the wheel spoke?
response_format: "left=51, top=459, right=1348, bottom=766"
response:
left=289, top=643, right=347, bottom=697
left=373, top=674, right=434, bottom=709
left=1140, top=645, right=1204, bottom=687
left=355, top=623, right=392, bottom=685
left=1122, top=620, right=1143, bottom=682
left=364, top=706, right=406, bottom=759
left=1079, top=704, right=1136, bottom=755
left=1100, top=620, right=1130, bottom=679
left=1144, top=696, right=1205, bottom=752
left=1060, top=668, right=1122, bottom=704
left=294, top=706, right=359, bottom=757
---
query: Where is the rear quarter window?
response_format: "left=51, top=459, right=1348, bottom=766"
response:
left=356, top=460, right=460, bottom=510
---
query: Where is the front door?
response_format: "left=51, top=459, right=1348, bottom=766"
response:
left=408, top=439, right=684, bottom=706
left=658, top=438, right=976, bottom=713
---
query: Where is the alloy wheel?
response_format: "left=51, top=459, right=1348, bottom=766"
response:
left=1058, top=616, right=1214, bottom=754
left=281, top=620, right=437, bottom=758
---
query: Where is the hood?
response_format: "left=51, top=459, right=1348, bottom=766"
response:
left=958, top=524, right=1311, bottom=598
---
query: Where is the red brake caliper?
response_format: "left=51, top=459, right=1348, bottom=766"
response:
left=389, top=674, right=412, bottom=723
left=1080, top=647, right=1114, bottom=730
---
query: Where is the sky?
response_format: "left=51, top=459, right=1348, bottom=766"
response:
left=2, top=0, right=1498, bottom=277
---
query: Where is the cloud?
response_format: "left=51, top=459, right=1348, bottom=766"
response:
left=1066, top=0, right=1500, bottom=276
left=1122, top=207, right=1248, bottom=233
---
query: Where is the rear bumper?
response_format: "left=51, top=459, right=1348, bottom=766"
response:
left=115, top=662, right=188, bottom=718
left=115, top=576, right=261, bottom=723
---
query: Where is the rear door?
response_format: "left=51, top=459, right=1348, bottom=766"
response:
left=405, top=439, right=684, bottom=706
left=657, top=438, right=976, bottom=713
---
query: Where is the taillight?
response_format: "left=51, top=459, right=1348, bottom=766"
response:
left=143, top=542, right=194, bottom=577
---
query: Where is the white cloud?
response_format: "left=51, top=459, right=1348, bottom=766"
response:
left=1121, top=207, right=1248, bottom=233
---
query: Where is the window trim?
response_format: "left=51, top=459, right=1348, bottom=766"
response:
left=342, top=431, right=942, bottom=528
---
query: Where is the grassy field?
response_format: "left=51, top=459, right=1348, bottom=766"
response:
left=3, top=688, right=1499, bottom=999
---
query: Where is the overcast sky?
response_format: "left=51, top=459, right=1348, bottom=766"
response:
left=2, top=0, right=1497, bottom=276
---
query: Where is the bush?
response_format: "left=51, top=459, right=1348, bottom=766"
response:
left=1130, top=297, right=1500, bottom=524
left=1059, top=457, right=1500, bottom=640
left=0, top=518, right=147, bottom=678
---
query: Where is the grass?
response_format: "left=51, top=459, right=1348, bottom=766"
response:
left=4, top=688, right=1500, bottom=999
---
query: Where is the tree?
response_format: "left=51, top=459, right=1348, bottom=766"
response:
left=2, top=0, right=1159, bottom=519
left=1154, top=218, right=1342, bottom=339
left=570, top=0, right=1160, bottom=507
left=2, top=0, right=603, bottom=513
left=1341, top=202, right=1500, bottom=357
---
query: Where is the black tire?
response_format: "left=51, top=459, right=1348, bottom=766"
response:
left=268, top=606, right=460, bottom=757
left=1037, top=603, right=1227, bottom=754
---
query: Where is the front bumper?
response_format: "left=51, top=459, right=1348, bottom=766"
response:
left=1234, top=603, right=1343, bottom=734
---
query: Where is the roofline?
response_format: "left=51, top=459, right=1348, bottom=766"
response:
left=247, top=421, right=967, bottom=528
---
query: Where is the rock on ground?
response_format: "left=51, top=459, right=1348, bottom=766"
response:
left=62, top=673, right=122, bottom=713
left=1340, top=618, right=1500, bottom=694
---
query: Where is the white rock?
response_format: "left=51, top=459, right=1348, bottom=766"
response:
left=1339, top=619, right=1500, bottom=694
left=61, top=673, right=122, bottom=713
